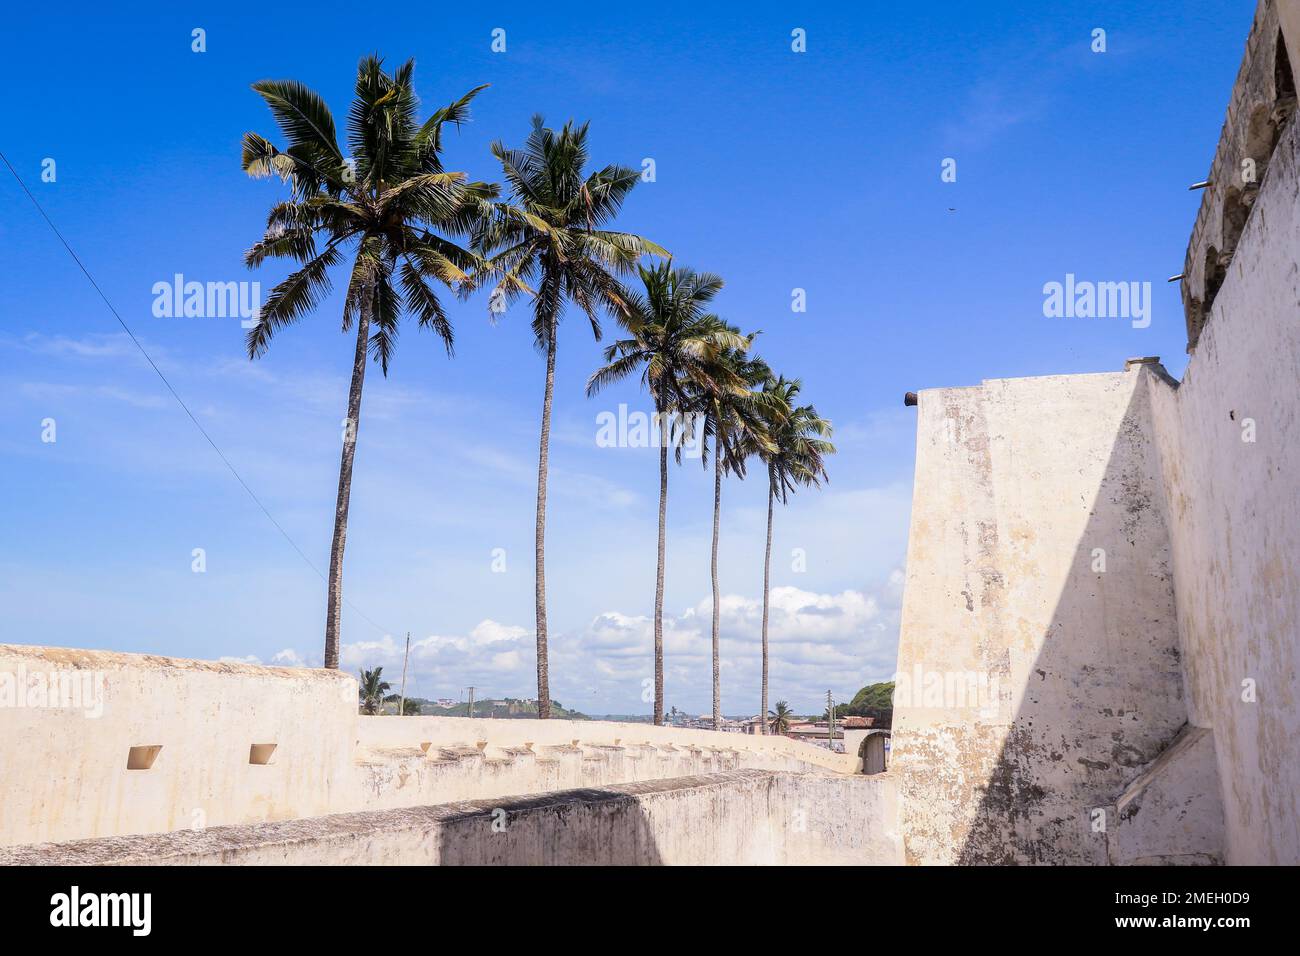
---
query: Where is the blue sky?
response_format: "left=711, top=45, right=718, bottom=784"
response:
left=0, top=0, right=1254, bottom=714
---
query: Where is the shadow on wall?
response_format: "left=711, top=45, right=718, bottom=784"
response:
left=951, top=380, right=1192, bottom=864
left=437, top=788, right=667, bottom=866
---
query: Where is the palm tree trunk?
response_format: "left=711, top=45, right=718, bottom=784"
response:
left=653, top=397, right=668, bottom=727
left=533, top=317, right=557, bottom=719
left=710, top=438, right=722, bottom=731
left=323, top=282, right=373, bottom=669
left=760, top=476, right=774, bottom=733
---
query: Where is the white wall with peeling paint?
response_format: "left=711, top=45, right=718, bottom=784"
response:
left=1145, top=115, right=1300, bottom=866
left=891, top=367, right=1191, bottom=864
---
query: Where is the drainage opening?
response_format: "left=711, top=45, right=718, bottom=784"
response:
left=126, top=745, right=162, bottom=770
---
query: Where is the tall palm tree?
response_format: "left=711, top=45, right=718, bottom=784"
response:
left=358, top=666, right=393, bottom=715
left=477, top=117, right=665, bottom=717
left=768, top=700, right=795, bottom=735
left=689, top=332, right=774, bottom=730
left=242, top=57, right=494, bottom=669
left=587, top=262, right=747, bottom=725
left=752, top=377, right=835, bottom=732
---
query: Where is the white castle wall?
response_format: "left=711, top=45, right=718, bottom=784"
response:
left=890, top=368, right=1192, bottom=864
left=0, top=643, right=853, bottom=849
left=1145, top=115, right=1300, bottom=865
left=0, top=645, right=358, bottom=848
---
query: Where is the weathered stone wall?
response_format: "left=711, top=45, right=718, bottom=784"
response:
left=0, top=644, right=850, bottom=848
left=1106, top=726, right=1225, bottom=865
left=0, top=771, right=903, bottom=866
left=1145, top=114, right=1300, bottom=865
left=891, top=368, right=1191, bottom=864
left=0, top=645, right=359, bottom=849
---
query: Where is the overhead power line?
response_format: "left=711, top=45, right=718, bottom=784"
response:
left=1, top=149, right=392, bottom=639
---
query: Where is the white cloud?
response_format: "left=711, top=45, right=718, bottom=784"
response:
left=242, top=572, right=904, bottom=716
left=271, top=648, right=309, bottom=667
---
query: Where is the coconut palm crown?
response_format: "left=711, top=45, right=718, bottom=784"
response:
left=758, top=376, right=835, bottom=503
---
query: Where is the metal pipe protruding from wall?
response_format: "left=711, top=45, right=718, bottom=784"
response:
left=904, top=392, right=918, bottom=407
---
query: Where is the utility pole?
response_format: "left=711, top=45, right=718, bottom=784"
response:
left=397, top=632, right=410, bottom=717
left=466, top=686, right=475, bottom=719
left=827, top=689, right=835, bottom=752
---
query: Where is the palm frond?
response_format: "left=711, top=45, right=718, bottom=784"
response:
left=246, top=242, right=345, bottom=358
left=249, top=79, right=343, bottom=162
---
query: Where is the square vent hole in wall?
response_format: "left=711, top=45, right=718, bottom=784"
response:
left=248, top=743, right=277, bottom=765
left=126, top=745, right=162, bottom=770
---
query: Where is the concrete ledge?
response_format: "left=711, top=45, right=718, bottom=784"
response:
left=1107, top=726, right=1226, bottom=866
left=0, top=771, right=901, bottom=867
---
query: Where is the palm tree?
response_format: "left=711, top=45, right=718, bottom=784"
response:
left=768, top=700, right=795, bottom=735
left=691, top=333, right=774, bottom=730
left=477, top=117, right=665, bottom=717
left=358, top=666, right=392, bottom=715
left=241, top=57, right=494, bottom=669
left=752, top=377, right=835, bottom=733
left=587, top=262, right=747, bottom=725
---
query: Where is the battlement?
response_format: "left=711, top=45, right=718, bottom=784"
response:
left=1181, top=0, right=1300, bottom=349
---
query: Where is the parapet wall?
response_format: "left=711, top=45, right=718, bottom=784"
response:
left=0, top=770, right=902, bottom=866
left=352, top=711, right=851, bottom=813
left=0, top=645, right=358, bottom=849
left=0, top=643, right=849, bottom=849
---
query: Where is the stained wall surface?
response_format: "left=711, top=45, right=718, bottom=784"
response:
left=1145, top=115, right=1300, bottom=865
left=891, top=369, right=1190, bottom=864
